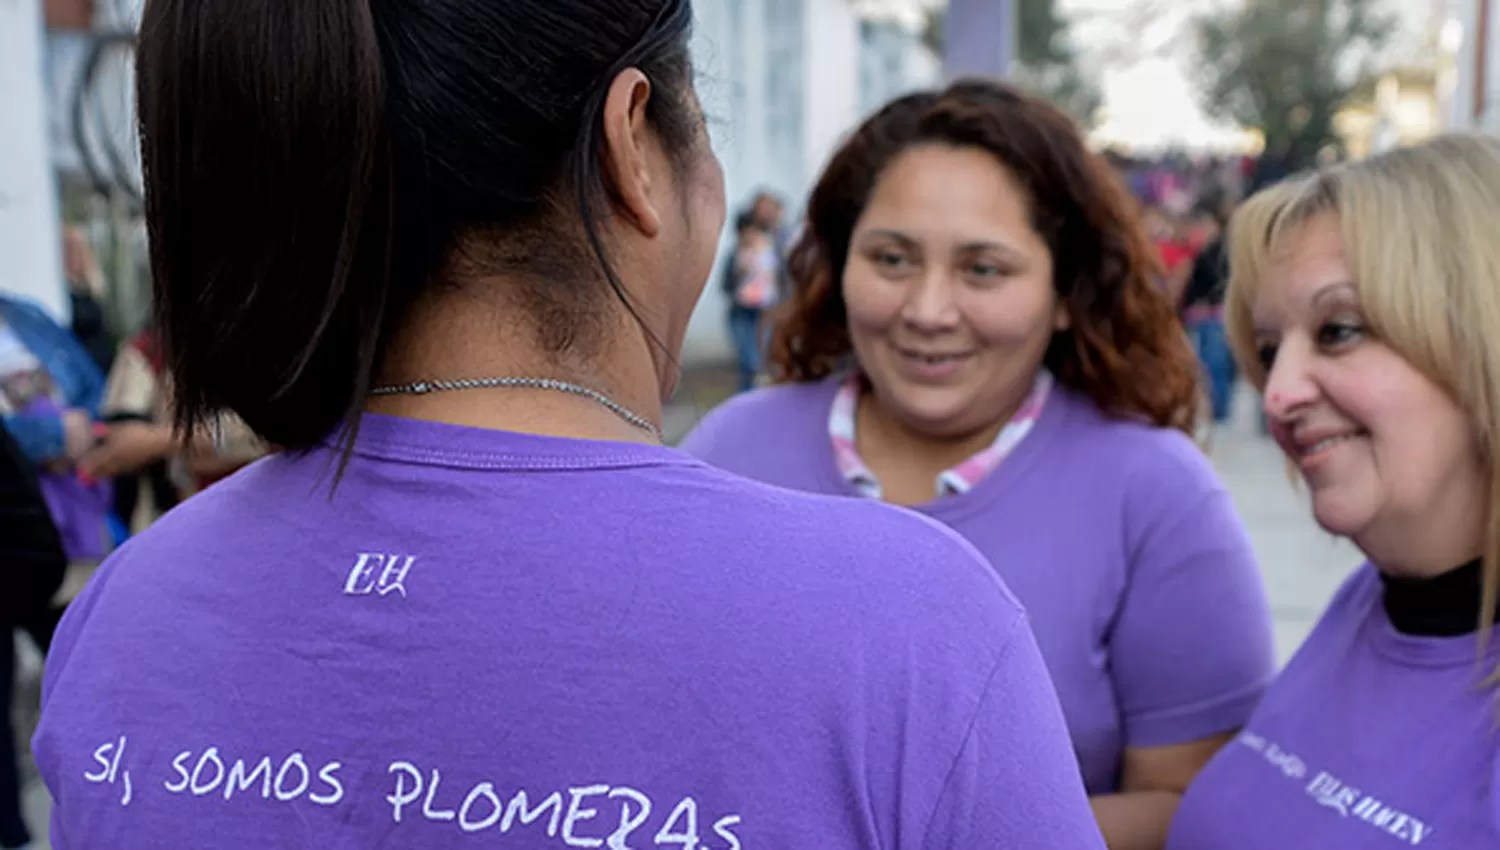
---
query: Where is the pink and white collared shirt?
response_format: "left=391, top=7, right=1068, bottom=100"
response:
left=828, top=370, right=1054, bottom=500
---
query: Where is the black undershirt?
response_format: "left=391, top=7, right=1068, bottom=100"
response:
left=1379, top=559, right=1496, bottom=637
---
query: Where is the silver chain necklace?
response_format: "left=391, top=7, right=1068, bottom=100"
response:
left=370, top=376, right=661, bottom=439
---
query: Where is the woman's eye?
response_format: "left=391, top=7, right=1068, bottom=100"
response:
left=1316, top=321, right=1365, bottom=348
left=873, top=251, right=910, bottom=270
left=1256, top=343, right=1277, bottom=372
left=969, top=262, right=1004, bottom=278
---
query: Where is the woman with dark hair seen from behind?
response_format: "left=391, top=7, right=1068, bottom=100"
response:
left=682, top=80, right=1275, bottom=850
left=32, top=2, right=1105, bottom=847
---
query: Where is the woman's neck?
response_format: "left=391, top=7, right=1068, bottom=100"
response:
left=369, top=293, right=663, bottom=444
left=853, top=384, right=1015, bottom=506
left=1379, top=558, right=1499, bottom=637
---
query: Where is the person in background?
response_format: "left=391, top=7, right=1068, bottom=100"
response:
left=82, top=322, right=266, bottom=527
left=0, top=421, right=68, bottom=850
left=722, top=211, right=778, bottom=390
left=0, top=290, right=107, bottom=850
left=33, top=1, right=1107, bottom=846
left=1181, top=205, right=1235, bottom=425
left=1167, top=135, right=1500, bottom=849
left=721, top=190, right=789, bottom=391
left=61, top=226, right=114, bottom=376
left=748, top=190, right=786, bottom=245
left=1181, top=204, right=1221, bottom=256
left=1143, top=205, right=1193, bottom=304
left=88, top=324, right=180, bottom=524
left=681, top=80, right=1275, bottom=850
left=0, top=293, right=110, bottom=564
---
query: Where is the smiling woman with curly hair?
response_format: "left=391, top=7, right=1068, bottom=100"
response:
left=681, top=79, right=1275, bottom=850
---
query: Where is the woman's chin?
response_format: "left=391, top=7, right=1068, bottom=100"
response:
left=1310, top=494, right=1373, bottom=541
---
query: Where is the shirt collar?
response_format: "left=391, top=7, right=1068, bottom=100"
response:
left=827, top=369, right=1053, bottom=501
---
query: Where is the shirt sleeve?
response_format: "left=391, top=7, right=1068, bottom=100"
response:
left=99, top=344, right=160, bottom=419
left=675, top=394, right=744, bottom=459
left=3, top=411, right=67, bottom=464
left=920, top=619, right=1108, bottom=850
left=1111, top=446, right=1276, bottom=748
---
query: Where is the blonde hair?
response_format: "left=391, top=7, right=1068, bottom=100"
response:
left=1225, top=134, right=1500, bottom=667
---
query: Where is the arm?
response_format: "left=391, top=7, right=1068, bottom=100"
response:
left=77, top=421, right=180, bottom=479
left=921, top=619, right=1106, bottom=850
left=81, top=414, right=267, bottom=481
left=4, top=410, right=94, bottom=467
left=1090, top=735, right=1233, bottom=850
left=1096, top=446, right=1276, bottom=850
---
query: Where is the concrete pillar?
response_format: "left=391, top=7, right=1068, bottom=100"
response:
left=0, top=0, right=67, bottom=319
left=943, top=0, right=1015, bottom=80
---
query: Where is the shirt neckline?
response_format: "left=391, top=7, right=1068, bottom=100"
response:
left=826, top=370, right=1054, bottom=501
left=1352, top=564, right=1500, bottom=669
left=813, top=375, right=1075, bottom=520
left=1380, top=558, right=1497, bottom=638
left=328, top=412, right=693, bottom=474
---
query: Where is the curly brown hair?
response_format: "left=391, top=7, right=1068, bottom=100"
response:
left=768, top=79, right=1200, bottom=434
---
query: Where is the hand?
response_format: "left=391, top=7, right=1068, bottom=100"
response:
left=78, top=422, right=175, bottom=480
left=62, top=410, right=96, bottom=463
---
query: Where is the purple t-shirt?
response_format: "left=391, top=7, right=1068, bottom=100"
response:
left=34, top=414, right=1105, bottom=849
left=681, top=379, right=1276, bottom=794
left=1167, top=564, right=1500, bottom=848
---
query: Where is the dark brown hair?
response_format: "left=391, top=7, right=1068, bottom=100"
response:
left=136, top=0, right=698, bottom=451
left=769, top=79, right=1201, bottom=434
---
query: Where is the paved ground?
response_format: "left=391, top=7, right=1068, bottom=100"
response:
left=11, top=378, right=1359, bottom=847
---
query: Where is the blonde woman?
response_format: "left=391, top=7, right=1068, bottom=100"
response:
left=1166, top=135, right=1500, bottom=848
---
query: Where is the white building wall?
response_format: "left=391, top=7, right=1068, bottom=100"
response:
left=1478, top=0, right=1500, bottom=131
left=905, top=38, right=943, bottom=91
left=0, top=0, right=67, bottom=319
left=19, top=0, right=934, bottom=358
left=860, top=18, right=941, bottom=115
left=1450, top=0, right=1500, bottom=132
left=1449, top=0, right=1476, bottom=129
left=804, top=0, right=863, bottom=183
left=684, top=0, right=938, bottom=362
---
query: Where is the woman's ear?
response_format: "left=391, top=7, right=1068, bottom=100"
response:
left=600, top=68, right=662, bottom=239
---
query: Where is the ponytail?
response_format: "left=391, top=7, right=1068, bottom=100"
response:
left=137, top=0, right=701, bottom=454
left=136, top=0, right=393, bottom=450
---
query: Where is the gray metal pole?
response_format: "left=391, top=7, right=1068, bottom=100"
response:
left=943, top=0, right=1017, bottom=80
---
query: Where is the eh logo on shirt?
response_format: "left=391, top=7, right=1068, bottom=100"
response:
left=344, top=553, right=416, bottom=598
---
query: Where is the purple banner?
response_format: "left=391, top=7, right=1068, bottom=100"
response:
left=943, top=0, right=1015, bottom=80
